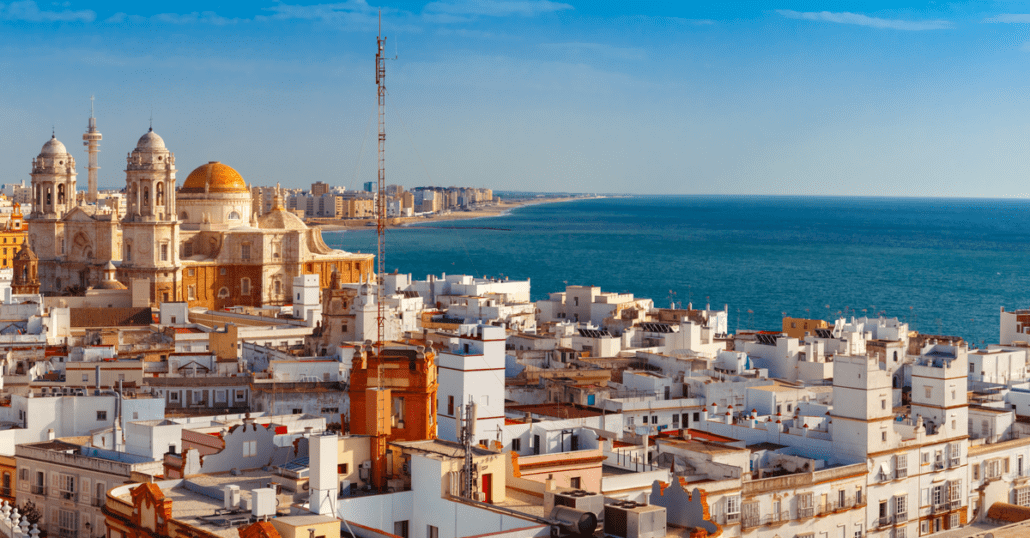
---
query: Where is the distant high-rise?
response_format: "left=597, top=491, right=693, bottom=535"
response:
left=82, top=96, right=101, bottom=204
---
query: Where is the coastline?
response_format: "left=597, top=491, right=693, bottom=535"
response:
left=312, top=196, right=593, bottom=232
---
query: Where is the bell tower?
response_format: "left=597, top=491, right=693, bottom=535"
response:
left=121, top=127, right=180, bottom=305
left=82, top=97, right=102, bottom=204
left=30, top=134, right=77, bottom=219
left=12, top=241, right=39, bottom=295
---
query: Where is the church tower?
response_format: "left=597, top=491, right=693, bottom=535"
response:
left=30, top=134, right=77, bottom=218
left=82, top=97, right=102, bottom=204
left=12, top=241, right=39, bottom=295
left=121, top=128, right=180, bottom=304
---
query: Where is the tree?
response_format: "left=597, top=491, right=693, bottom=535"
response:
left=19, top=500, right=42, bottom=526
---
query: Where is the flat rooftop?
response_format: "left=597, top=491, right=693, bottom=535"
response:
left=507, top=403, right=604, bottom=419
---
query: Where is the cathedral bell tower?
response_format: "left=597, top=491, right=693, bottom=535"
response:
left=30, top=134, right=77, bottom=219
left=121, top=128, right=180, bottom=305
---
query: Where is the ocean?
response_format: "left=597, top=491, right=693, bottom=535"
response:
left=322, top=196, right=1030, bottom=346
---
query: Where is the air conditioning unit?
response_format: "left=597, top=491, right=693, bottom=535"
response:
left=224, top=485, right=240, bottom=510
left=545, top=489, right=604, bottom=523
left=251, top=488, right=276, bottom=518
left=604, top=501, right=666, bottom=538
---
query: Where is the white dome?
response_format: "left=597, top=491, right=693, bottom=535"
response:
left=136, top=128, right=166, bottom=150
left=40, top=136, right=67, bottom=155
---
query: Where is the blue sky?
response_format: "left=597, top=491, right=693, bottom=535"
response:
left=2, top=1, right=1030, bottom=196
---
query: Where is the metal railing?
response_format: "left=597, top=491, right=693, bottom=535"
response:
left=30, top=484, right=44, bottom=495
left=798, top=507, right=814, bottom=519
left=823, top=497, right=858, bottom=514
left=725, top=512, right=740, bottom=523
left=878, top=516, right=892, bottom=528
left=742, top=511, right=792, bottom=529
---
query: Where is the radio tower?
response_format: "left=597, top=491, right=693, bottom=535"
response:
left=82, top=96, right=101, bottom=204
left=375, top=12, right=388, bottom=386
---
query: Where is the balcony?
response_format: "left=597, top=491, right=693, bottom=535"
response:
left=877, top=516, right=893, bottom=528
left=896, top=512, right=908, bottom=523
left=59, top=491, right=77, bottom=502
left=725, top=513, right=740, bottom=524
left=823, top=497, right=858, bottom=514
left=798, top=507, right=815, bottom=519
left=741, top=512, right=791, bottom=529
left=895, top=469, right=907, bottom=479
left=30, top=484, right=45, bottom=495
left=948, top=500, right=961, bottom=510
left=92, top=498, right=104, bottom=507
left=0, top=487, right=11, bottom=498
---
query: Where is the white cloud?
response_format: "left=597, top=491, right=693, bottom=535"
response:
left=539, top=42, right=645, bottom=61
left=0, top=0, right=94, bottom=22
left=153, top=11, right=241, bottom=25
left=423, top=0, right=573, bottom=18
left=985, top=14, right=1030, bottom=23
left=776, top=9, right=952, bottom=31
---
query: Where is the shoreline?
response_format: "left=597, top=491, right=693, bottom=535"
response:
left=312, top=196, right=594, bottom=232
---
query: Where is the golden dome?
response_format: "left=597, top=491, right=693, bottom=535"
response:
left=180, top=161, right=248, bottom=194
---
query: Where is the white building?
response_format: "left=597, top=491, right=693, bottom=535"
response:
left=435, top=324, right=506, bottom=444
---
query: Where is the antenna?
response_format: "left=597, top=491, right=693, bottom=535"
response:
left=375, top=10, right=387, bottom=388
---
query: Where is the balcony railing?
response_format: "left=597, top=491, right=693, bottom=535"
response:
left=59, top=490, right=77, bottom=502
left=896, top=512, right=908, bottom=523
left=798, top=507, right=815, bottom=519
left=30, top=484, right=45, bottom=495
left=0, top=487, right=11, bottom=498
left=741, top=512, right=791, bottom=529
left=725, top=513, right=740, bottom=524
left=92, top=498, right=104, bottom=507
left=877, top=516, right=892, bottom=528
left=949, top=500, right=961, bottom=510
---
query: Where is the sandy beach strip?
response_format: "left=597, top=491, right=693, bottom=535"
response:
left=312, top=196, right=589, bottom=231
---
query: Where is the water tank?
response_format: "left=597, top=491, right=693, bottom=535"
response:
left=548, top=506, right=597, bottom=536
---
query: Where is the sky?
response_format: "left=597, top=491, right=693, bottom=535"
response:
left=2, top=1, right=1030, bottom=196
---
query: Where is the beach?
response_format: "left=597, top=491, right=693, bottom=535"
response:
left=310, top=196, right=587, bottom=231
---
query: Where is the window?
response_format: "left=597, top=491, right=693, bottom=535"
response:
left=672, top=414, right=679, bottom=428
left=987, top=459, right=1002, bottom=479
left=920, top=488, right=929, bottom=507
left=218, top=286, right=230, bottom=298
left=194, top=390, right=203, bottom=401
left=96, top=410, right=107, bottom=421
left=124, top=242, right=132, bottom=262
left=236, top=391, right=246, bottom=400
left=338, top=463, right=349, bottom=475
left=81, top=374, right=88, bottom=382
left=228, top=211, right=241, bottom=220
left=882, top=431, right=887, bottom=442
left=187, top=285, right=196, bottom=300
left=693, top=412, right=700, bottom=422
left=881, top=399, right=886, bottom=410
left=932, top=485, right=944, bottom=507
left=241, top=243, right=251, bottom=260
left=447, top=395, right=454, bottom=416
left=896, top=526, right=906, bottom=538
left=427, top=526, right=438, bottom=538
left=241, top=278, right=251, bottom=295
left=895, top=454, right=907, bottom=477
left=242, top=440, right=257, bottom=457
left=170, top=392, right=179, bottom=402
left=973, top=464, right=980, bottom=480
left=920, top=521, right=928, bottom=534
left=570, top=477, right=580, bottom=489
left=160, top=243, right=168, bottom=262
left=726, top=496, right=740, bottom=522
left=220, top=267, right=226, bottom=275
left=895, top=494, right=907, bottom=517
left=1017, top=487, right=1030, bottom=507
left=651, top=415, right=658, bottom=424
left=925, top=386, right=932, bottom=399
left=970, top=363, right=975, bottom=373
left=512, top=439, right=521, bottom=451
left=921, top=452, right=930, bottom=464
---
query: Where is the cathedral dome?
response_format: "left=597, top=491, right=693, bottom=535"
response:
left=180, top=161, right=248, bottom=194
left=40, top=135, right=68, bottom=155
left=136, top=128, right=166, bottom=150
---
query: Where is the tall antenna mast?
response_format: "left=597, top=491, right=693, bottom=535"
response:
left=375, top=11, right=387, bottom=387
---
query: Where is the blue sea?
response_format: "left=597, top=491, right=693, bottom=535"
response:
left=323, top=196, right=1030, bottom=347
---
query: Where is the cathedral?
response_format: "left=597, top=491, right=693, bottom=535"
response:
left=26, top=128, right=373, bottom=308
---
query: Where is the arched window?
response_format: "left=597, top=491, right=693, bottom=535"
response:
left=217, top=287, right=230, bottom=298
left=180, top=211, right=188, bottom=221
left=124, top=241, right=132, bottom=262
left=46, top=188, right=51, bottom=205
left=241, top=278, right=251, bottom=295
left=156, top=183, right=165, bottom=205
left=273, top=280, right=281, bottom=295
left=57, top=184, right=65, bottom=204
left=143, top=186, right=150, bottom=206
left=227, top=211, right=241, bottom=220
left=56, top=277, right=62, bottom=291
